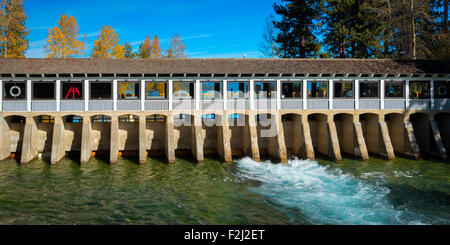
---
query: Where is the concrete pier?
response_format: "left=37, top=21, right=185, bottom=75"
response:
left=217, top=113, right=232, bottom=162
left=327, top=118, right=342, bottom=161
left=20, top=117, right=39, bottom=164
left=191, top=113, right=204, bottom=162
left=50, top=116, right=66, bottom=164
left=165, top=113, right=176, bottom=163
left=110, top=116, right=119, bottom=164
left=430, top=120, right=447, bottom=159
left=139, top=115, right=147, bottom=164
left=80, top=116, right=92, bottom=164
left=0, top=116, right=11, bottom=161
left=248, top=113, right=260, bottom=162
left=379, top=121, right=395, bottom=160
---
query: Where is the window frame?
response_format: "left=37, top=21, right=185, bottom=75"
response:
left=2, top=81, right=27, bottom=101
left=61, top=81, right=84, bottom=100
left=90, top=81, right=113, bottom=100
left=145, top=81, right=168, bottom=100
left=359, top=80, right=380, bottom=99
left=281, top=81, right=302, bottom=99
left=227, top=81, right=250, bottom=100
left=385, top=80, right=405, bottom=99
left=173, top=81, right=195, bottom=100
left=32, top=81, right=56, bottom=100
left=333, top=80, right=354, bottom=99
left=434, top=80, right=450, bottom=99
left=409, top=80, right=430, bottom=99
left=201, top=81, right=223, bottom=100
left=254, top=81, right=277, bottom=99
left=307, top=80, right=329, bottom=99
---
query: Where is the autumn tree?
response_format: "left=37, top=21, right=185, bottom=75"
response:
left=150, top=35, right=162, bottom=58
left=165, top=34, right=187, bottom=58
left=123, top=42, right=136, bottom=58
left=91, top=25, right=125, bottom=58
left=0, top=0, right=29, bottom=58
left=138, top=35, right=151, bottom=58
left=45, top=14, right=85, bottom=58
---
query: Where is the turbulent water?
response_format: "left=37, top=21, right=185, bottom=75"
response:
left=0, top=156, right=448, bottom=225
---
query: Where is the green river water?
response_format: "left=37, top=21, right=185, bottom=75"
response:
left=0, top=156, right=448, bottom=225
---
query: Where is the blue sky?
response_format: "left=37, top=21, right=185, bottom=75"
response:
left=24, top=0, right=276, bottom=58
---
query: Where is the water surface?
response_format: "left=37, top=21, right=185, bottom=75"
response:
left=0, top=156, right=448, bottom=225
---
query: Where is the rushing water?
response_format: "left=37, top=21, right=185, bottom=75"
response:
left=0, top=156, right=448, bottom=225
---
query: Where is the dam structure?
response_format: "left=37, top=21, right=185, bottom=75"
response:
left=0, top=58, right=449, bottom=165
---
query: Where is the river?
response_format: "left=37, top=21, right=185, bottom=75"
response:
left=0, top=156, right=448, bottom=225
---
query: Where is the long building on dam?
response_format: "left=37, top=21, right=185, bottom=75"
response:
left=0, top=58, right=449, bottom=165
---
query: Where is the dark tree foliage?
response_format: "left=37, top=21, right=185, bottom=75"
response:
left=273, top=0, right=323, bottom=58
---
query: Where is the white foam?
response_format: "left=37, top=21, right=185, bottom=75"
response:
left=235, top=157, right=429, bottom=225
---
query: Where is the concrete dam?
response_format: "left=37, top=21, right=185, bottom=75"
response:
left=0, top=58, right=449, bottom=165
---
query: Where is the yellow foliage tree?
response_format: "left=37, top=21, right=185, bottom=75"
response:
left=0, top=0, right=29, bottom=58
left=150, top=35, right=162, bottom=58
left=46, top=14, right=84, bottom=58
left=91, top=25, right=125, bottom=59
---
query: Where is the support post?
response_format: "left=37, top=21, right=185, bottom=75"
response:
left=276, top=80, right=281, bottom=110
left=0, top=116, right=11, bottom=160
left=302, top=117, right=315, bottom=160
left=405, top=80, right=410, bottom=109
left=110, top=116, right=119, bottom=164
left=56, top=80, right=61, bottom=111
left=139, top=115, right=147, bottom=164
left=80, top=116, right=92, bottom=164
left=50, top=116, right=66, bottom=164
left=430, top=80, right=435, bottom=109
left=404, top=121, right=421, bottom=159
left=379, top=120, right=395, bottom=160
left=165, top=113, right=176, bottom=163
left=276, top=114, right=287, bottom=163
left=355, top=80, right=359, bottom=110
left=327, top=117, right=342, bottom=161
left=248, top=112, right=260, bottom=162
left=84, top=80, right=89, bottom=112
left=21, top=117, right=38, bottom=164
left=430, top=119, right=447, bottom=159
left=141, top=80, right=145, bottom=111
left=27, top=80, right=31, bottom=112
left=0, top=80, right=2, bottom=112
left=380, top=80, right=385, bottom=109
left=223, top=80, right=227, bottom=110
left=191, top=113, right=204, bottom=162
left=303, top=80, right=307, bottom=110
left=329, top=79, right=334, bottom=110
left=217, top=112, right=232, bottom=162
left=113, top=79, right=117, bottom=111
left=168, top=80, right=173, bottom=111
left=195, top=80, right=200, bottom=111
left=353, top=116, right=369, bottom=160
left=250, top=80, right=255, bottom=110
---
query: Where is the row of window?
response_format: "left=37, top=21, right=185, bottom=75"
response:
left=2, top=80, right=449, bottom=100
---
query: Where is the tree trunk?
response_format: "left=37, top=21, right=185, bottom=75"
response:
left=410, top=0, right=416, bottom=59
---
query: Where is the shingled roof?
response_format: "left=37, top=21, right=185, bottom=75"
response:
left=0, top=58, right=448, bottom=75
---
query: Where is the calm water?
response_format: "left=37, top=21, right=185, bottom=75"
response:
left=0, top=155, right=448, bottom=225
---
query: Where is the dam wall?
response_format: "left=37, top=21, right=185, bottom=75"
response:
left=1, top=110, right=448, bottom=164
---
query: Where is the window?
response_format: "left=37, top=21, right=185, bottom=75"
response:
left=33, top=82, right=55, bottom=99
left=146, top=82, right=166, bottom=99
left=118, top=81, right=140, bottom=100
left=173, top=82, right=194, bottom=99
left=385, top=81, right=404, bottom=98
left=281, top=81, right=301, bottom=99
left=91, top=82, right=112, bottom=99
left=360, top=81, right=379, bottom=98
left=92, top=115, right=111, bottom=123
left=119, top=114, right=139, bottom=122
left=435, top=81, right=450, bottom=99
left=3, top=81, right=26, bottom=100
left=62, top=82, right=83, bottom=100
left=39, top=116, right=54, bottom=124
left=201, top=82, right=222, bottom=99
left=409, top=81, right=430, bottom=99
left=334, top=81, right=353, bottom=98
left=255, top=81, right=276, bottom=99
left=308, top=81, right=328, bottom=98
left=227, top=81, right=249, bottom=99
